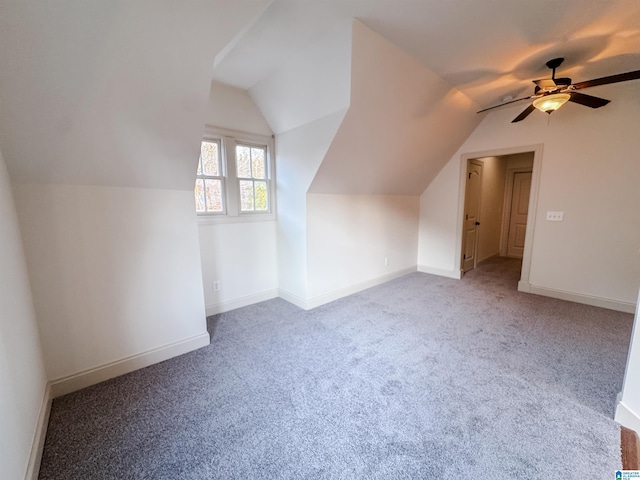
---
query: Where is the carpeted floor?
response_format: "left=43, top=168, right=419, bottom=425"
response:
left=38, top=257, right=634, bottom=479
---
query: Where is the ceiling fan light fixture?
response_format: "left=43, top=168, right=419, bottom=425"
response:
left=532, top=93, right=571, bottom=114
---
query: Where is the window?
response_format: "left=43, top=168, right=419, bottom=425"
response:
left=195, top=140, right=224, bottom=214
left=194, top=127, right=275, bottom=222
left=236, top=144, right=269, bottom=212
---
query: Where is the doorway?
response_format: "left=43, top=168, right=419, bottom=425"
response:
left=460, top=151, right=536, bottom=277
left=502, top=168, right=532, bottom=258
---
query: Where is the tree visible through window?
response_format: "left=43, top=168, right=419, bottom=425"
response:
left=194, top=129, right=274, bottom=220
left=236, top=144, right=269, bottom=212
left=194, top=140, right=224, bottom=214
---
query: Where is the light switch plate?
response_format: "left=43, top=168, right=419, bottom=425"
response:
left=546, top=211, right=564, bottom=221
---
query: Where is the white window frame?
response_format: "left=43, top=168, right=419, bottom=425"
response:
left=195, top=138, right=226, bottom=215
left=196, top=126, right=276, bottom=225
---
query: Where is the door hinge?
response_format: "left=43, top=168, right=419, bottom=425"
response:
left=463, top=254, right=466, bottom=259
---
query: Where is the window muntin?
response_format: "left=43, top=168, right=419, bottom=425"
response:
left=195, top=140, right=224, bottom=214
left=194, top=128, right=275, bottom=222
left=236, top=144, right=269, bottom=213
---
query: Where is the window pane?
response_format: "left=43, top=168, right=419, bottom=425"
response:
left=254, top=181, right=268, bottom=211
left=196, top=156, right=202, bottom=176
left=239, top=180, right=254, bottom=211
left=251, top=147, right=265, bottom=179
left=236, top=145, right=251, bottom=178
left=194, top=179, right=205, bottom=213
left=205, top=179, right=223, bottom=212
left=201, top=141, right=219, bottom=176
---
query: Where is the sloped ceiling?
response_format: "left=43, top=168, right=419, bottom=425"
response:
left=249, top=20, right=352, bottom=135
left=309, top=22, right=480, bottom=195
left=0, top=0, right=270, bottom=189
left=213, top=0, right=640, bottom=110
left=212, top=0, right=640, bottom=196
left=2, top=1, right=639, bottom=189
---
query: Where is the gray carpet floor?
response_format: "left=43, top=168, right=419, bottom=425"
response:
left=38, top=257, right=634, bottom=479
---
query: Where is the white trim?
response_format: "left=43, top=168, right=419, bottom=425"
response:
left=519, top=282, right=636, bottom=313
left=197, top=213, right=276, bottom=225
left=205, top=289, right=279, bottom=316
left=460, top=159, right=484, bottom=272
left=277, top=289, right=308, bottom=310
left=517, top=280, right=531, bottom=293
left=279, top=267, right=417, bottom=311
left=616, top=396, right=640, bottom=433
left=24, top=384, right=52, bottom=480
left=417, top=265, right=462, bottom=279
left=196, top=125, right=277, bottom=224
left=204, top=125, right=273, bottom=144
left=49, top=333, right=210, bottom=398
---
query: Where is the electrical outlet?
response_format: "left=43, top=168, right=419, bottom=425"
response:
left=384, top=257, right=389, bottom=267
left=546, top=211, right=564, bottom=222
left=213, top=281, right=221, bottom=292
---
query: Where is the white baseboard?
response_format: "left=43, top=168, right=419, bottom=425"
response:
left=518, top=280, right=531, bottom=293
left=417, top=265, right=462, bottom=279
left=50, top=332, right=210, bottom=398
left=518, top=282, right=636, bottom=313
left=25, top=383, right=52, bottom=480
left=280, top=267, right=417, bottom=311
left=205, top=289, right=279, bottom=316
left=616, top=396, right=640, bottom=433
left=277, top=288, right=308, bottom=310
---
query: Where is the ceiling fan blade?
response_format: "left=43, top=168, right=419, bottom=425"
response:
left=477, top=95, right=533, bottom=113
left=511, top=104, right=536, bottom=123
left=569, top=92, right=610, bottom=108
left=572, top=70, right=640, bottom=90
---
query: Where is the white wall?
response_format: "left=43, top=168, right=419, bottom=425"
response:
left=0, top=1, right=273, bottom=395
left=475, top=156, right=507, bottom=262
left=275, top=111, right=347, bottom=301
left=0, top=150, right=47, bottom=480
left=418, top=80, right=640, bottom=309
left=14, top=184, right=208, bottom=381
left=248, top=19, right=352, bottom=303
left=199, top=221, right=278, bottom=315
left=198, top=81, right=278, bottom=315
left=616, top=291, right=640, bottom=432
left=417, top=156, right=463, bottom=276
left=307, top=195, right=419, bottom=299
left=290, top=21, right=477, bottom=306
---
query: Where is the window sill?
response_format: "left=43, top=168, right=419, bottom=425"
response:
left=196, top=212, right=276, bottom=226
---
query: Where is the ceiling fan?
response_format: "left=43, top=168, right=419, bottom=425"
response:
left=478, top=57, right=640, bottom=122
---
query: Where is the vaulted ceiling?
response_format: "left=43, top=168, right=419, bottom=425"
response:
left=214, top=0, right=640, bottom=109
left=1, top=0, right=639, bottom=191
left=0, top=0, right=270, bottom=189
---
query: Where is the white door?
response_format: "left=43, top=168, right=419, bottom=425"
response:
left=462, top=160, right=482, bottom=272
left=506, top=171, right=532, bottom=258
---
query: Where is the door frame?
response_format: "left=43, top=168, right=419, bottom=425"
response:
left=461, top=159, right=484, bottom=272
left=499, top=167, right=533, bottom=257
left=455, top=144, right=543, bottom=291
